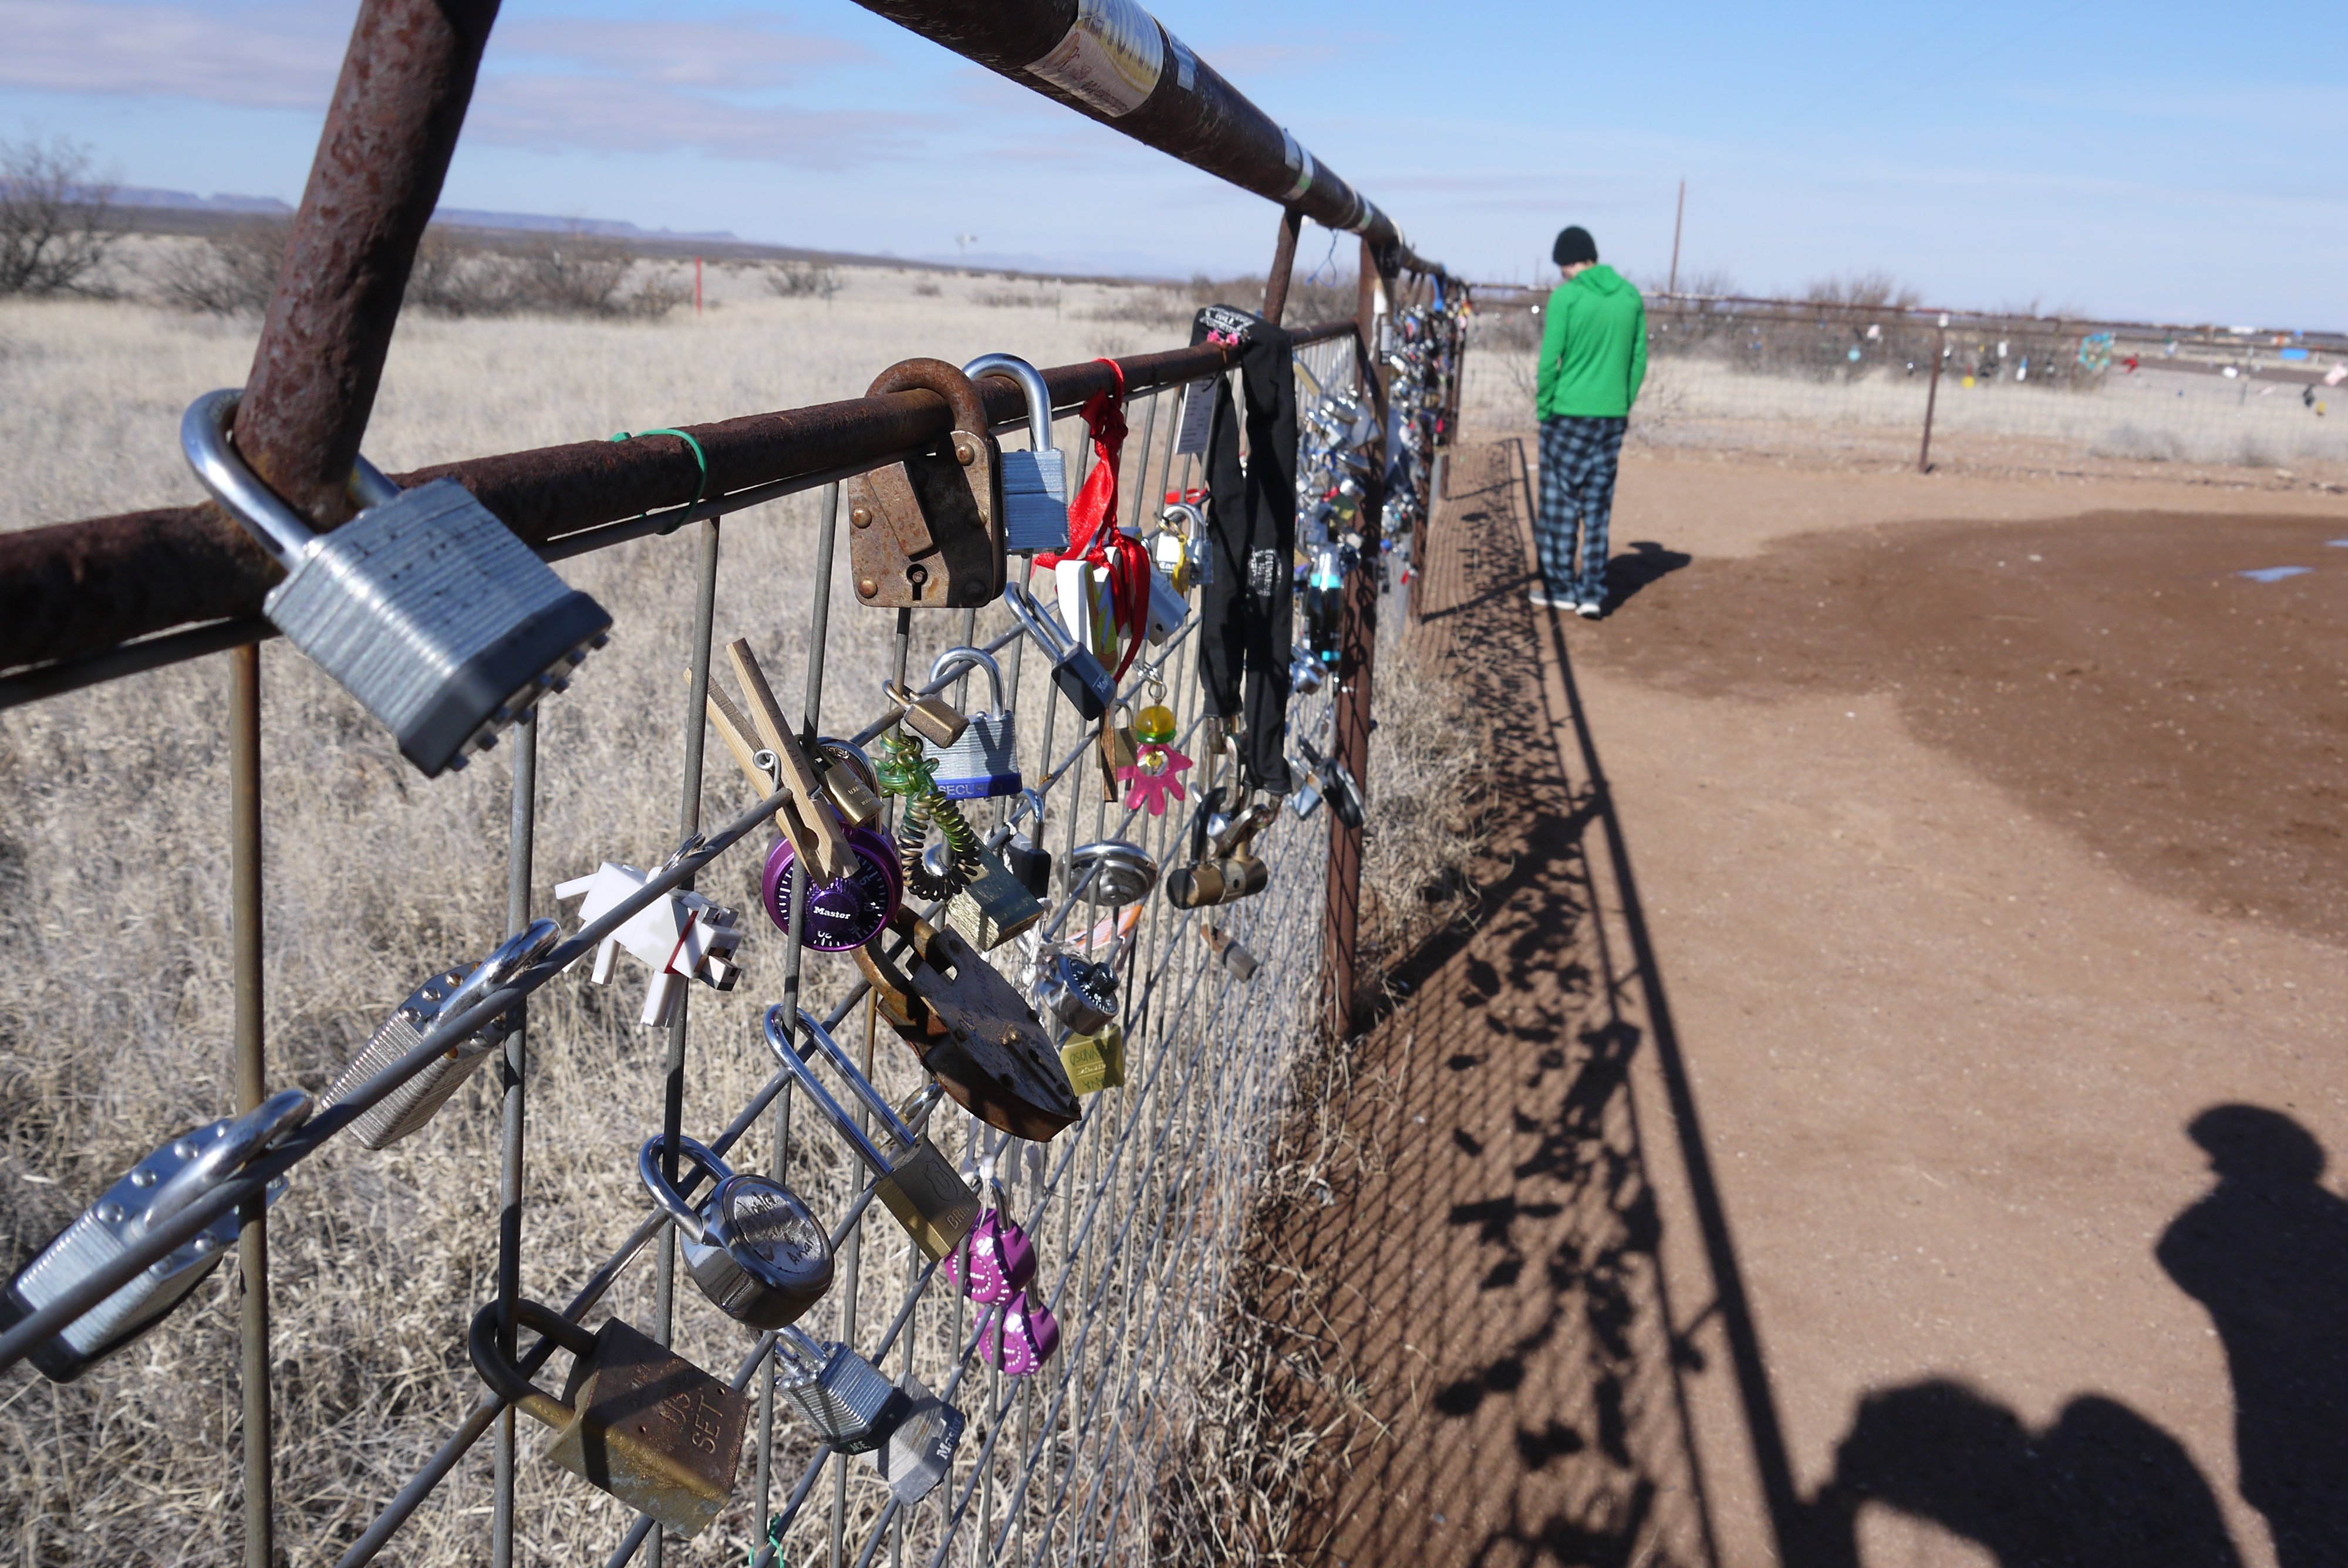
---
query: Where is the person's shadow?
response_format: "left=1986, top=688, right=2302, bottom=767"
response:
left=1599, top=540, right=1689, bottom=611
left=2158, top=1104, right=2348, bottom=1568
left=1804, top=1378, right=2240, bottom=1568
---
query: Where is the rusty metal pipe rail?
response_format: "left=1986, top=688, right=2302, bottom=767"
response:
left=848, top=0, right=1446, bottom=281
left=0, top=323, right=1352, bottom=705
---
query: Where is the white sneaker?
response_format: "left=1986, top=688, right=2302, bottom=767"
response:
left=1529, top=586, right=1573, bottom=610
left=1575, top=597, right=1604, bottom=620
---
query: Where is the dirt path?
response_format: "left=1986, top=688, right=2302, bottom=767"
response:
left=1260, top=440, right=2348, bottom=1568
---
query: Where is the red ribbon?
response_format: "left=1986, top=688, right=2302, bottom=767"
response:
left=1036, top=359, right=1151, bottom=680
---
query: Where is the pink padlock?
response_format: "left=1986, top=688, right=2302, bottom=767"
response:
left=943, top=1208, right=1037, bottom=1306
left=983, top=1287, right=1061, bottom=1377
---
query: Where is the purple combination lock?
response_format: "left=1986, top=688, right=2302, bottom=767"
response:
left=982, top=1287, right=1060, bottom=1377
left=761, top=825, right=903, bottom=951
left=943, top=1208, right=1037, bottom=1306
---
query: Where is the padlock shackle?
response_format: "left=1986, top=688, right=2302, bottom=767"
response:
left=1001, top=583, right=1074, bottom=663
left=139, top=1087, right=313, bottom=1235
left=926, top=646, right=1006, bottom=713
left=636, top=1134, right=735, bottom=1243
left=467, top=1298, right=596, bottom=1427
left=441, top=918, right=562, bottom=1036
left=863, top=358, right=989, bottom=444
left=760, top=1006, right=897, bottom=1177
left=794, top=1008, right=925, bottom=1153
left=774, top=1322, right=828, bottom=1375
left=962, top=354, right=1055, bottom=456
left=181, top=390, right=329, bottom=570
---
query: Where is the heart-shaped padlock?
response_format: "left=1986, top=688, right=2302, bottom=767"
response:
left=761, top=823, right=903, bottom=951
left=943, top=1208, right=1037, bottom=1306
left=982, top=1287, right=1061, bottom=1377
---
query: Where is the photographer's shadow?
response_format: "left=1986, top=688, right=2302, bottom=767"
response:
left=2158, top=1105, right=2348, bottom=1568
left=1806, top=1379, right=2241, bottom=1568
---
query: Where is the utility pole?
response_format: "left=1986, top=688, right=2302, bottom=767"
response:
left=1668, top=179, right=1685, bottom=295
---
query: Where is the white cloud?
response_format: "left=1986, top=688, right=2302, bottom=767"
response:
left=0, top=1, right=348, bottom=110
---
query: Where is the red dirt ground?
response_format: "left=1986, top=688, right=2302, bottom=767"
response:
left=1253, top=440, right=2348, bottom=1568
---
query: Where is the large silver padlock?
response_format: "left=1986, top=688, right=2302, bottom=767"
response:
left=964, top=353, right=1068, bottom=553
left=1, top=1089, right=311, bottom=1381
left=321, top=919, right=561, bottom=1150
left=1004, top=582, right=1116, bottom=723
left=762, top=1007, right=979, bottom=1261
left=774, top=1324, right=911, bottom=1454
left=181, top=389, right=610, bottom=778
left=638, top=1135, right=834, bottom=1331
left=920, top=646, right=1021, bottom=800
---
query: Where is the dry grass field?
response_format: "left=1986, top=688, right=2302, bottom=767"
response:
left=0, top=259, right=1481, bottom=1565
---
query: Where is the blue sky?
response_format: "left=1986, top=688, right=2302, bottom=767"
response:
left=3, top=0, right=2341, bottom=325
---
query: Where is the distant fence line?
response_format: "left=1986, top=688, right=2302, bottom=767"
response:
left=1470, top=286, right=2348, bottom=472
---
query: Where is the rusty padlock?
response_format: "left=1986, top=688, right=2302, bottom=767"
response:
left=855, top=908, right=1078, bottom=1141
left=467, top=1299, right=748, bottom=1538
left=847, top=359, right=1005, bottom=608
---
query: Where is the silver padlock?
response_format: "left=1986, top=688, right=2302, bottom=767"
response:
left=1, top=1089, right=311, bottom=1381
left=321, top=919, right=561, bottom=1150
left=1038, top=950, right=1118, bottom=1035
left=1005, top=582, right=1115, bottom=723
left=762, top=1008, right=978, bottom=1261
left=920, top=646, right=1021, bottom=800
left=1064, top=840, right=1160, bottom=908
left=182, top=389, right=611, bottom=779
left=638, top=1135, right=834, bottom=1332
left=964, top=353, right=1068, bottom=553
left=774, top=1324, right=912, bottom=1454
left=857, top=1368, right=966, bottom=1505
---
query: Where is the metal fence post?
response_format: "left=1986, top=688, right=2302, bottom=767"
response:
left=230, top=641, right=271, bottom=1568
left=1919, top=312, right=1949, bottom=473
left=1320, top=242, right=1391, bottom=1043
left=1261, top=207, right=1303, bottom=325
left=492, top=705, right=537, bottom=1568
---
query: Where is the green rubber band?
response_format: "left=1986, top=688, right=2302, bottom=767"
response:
left=608, top=427, right=709, bottom=526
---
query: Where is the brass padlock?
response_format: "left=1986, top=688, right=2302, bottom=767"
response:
left=855, top=909, right=1079, bottom=1141
left=814, top=736, right=883, bottom=828
left=944, top=843, right=1046, bottom=952
left=1060, top=1023, right=1126, bottom=1096
left=1096, top=704, right=1139, bottom=803
left=1165, top=853, right=1269, bottom=908
left=883, top=678, right=970, bottom=750
left=762, top=1007, right=979, bottom=1261
left=847, top=359, right=1005, bottom=607
left=467, top=1300, right=748, bottom=1538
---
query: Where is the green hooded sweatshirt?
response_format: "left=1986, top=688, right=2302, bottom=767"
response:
left=1536, top=265, right=1648, bottom=420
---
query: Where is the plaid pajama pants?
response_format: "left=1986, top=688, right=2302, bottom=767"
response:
left=1536, top=415, right=1627, bottom=600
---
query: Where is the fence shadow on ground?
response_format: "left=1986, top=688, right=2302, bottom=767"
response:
left=1239, top=445, right=1744, bottom=1567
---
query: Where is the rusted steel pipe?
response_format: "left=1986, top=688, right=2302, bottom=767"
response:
left=1261, top=207, right=1303, bottom=325
left=0, top=337, right=1291, bottom=677
left=237, top=0, right=502, bottom=526
left=847, top=0, right=1442, bottom=279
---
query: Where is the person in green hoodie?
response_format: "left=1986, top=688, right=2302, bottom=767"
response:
left=1533, top=226, right=1647, bottom=617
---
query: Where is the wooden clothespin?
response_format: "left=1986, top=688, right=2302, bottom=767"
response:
left=724, top=640, right=858, bottom=884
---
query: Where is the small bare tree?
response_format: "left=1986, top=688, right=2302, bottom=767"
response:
left=152, top=219, right=288, bottom=315
left=767, top=260, right=839, bottom=301
left=0, top=136, right=118, bottom=296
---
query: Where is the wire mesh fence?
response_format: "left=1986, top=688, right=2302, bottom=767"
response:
left=0, top=322, right=1424, bottom=1567
left=1468, top=286, right=2348, bottom=476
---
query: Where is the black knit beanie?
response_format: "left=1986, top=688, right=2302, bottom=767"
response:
left=1552, top=226, right=1598, bottom=266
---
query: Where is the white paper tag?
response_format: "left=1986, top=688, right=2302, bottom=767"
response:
left=1025, top=0, right=1164, bottom=117
left=1174, top=377, right=1216, bottom=455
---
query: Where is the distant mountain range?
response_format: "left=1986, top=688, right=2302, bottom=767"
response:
left=97, top=187, right=1190, bottom=281
left=107, top=185, right=738, bottom=243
